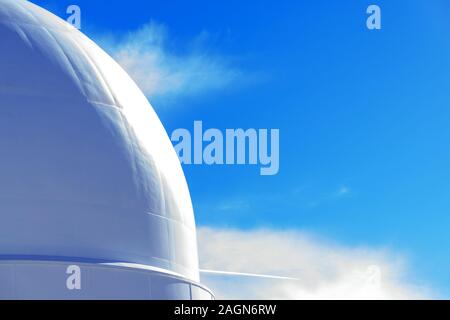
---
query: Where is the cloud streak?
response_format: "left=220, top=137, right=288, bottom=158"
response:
left=198, top=227, right=432, bottom=299
left=99, top=22, right=241, bottom=104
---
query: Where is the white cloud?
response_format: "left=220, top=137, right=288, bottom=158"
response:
left=99, top=22, right=241, bottom=103
left=197, top=227, right=432, bottom=299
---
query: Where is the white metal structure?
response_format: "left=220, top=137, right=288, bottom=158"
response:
left=0, top=0, right=212, bottom=299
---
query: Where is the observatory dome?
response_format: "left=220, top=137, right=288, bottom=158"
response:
left=0, top=0, right=200, bottom=284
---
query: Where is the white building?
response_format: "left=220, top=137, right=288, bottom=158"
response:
left=0, top=0, right=212, bottom=299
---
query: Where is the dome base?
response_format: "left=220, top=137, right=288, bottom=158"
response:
left=0, top=259, right=213, bottom=300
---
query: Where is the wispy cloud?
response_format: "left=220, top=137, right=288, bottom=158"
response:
left=336, top=185, right=350, bottom=197
left=215, top=200, right=250, bottom=212
left=98, top=22, right=241, bottom=104
left=198, top=227, right=432, bottom=299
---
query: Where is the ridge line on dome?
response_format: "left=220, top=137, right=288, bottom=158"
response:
left=88, top=100, right=122, bottom=110
left=145, top=211, right=196, bottom=231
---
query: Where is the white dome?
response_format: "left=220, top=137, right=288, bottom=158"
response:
left=0, top=0, right=199, bottom=281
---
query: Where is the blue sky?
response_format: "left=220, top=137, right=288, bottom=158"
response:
left=32, top=0, right=450, bottom=297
